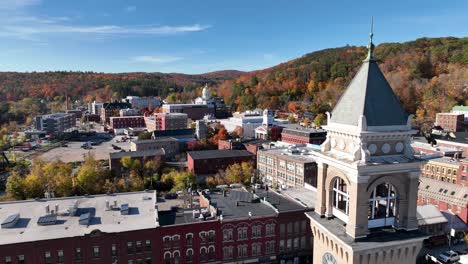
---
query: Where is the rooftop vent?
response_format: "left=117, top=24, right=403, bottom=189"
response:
left=79, top=213, right=91, bottom=225
left=37, top=215, right=57, bottom=226
left=120, top=204, right=129, bottom=215
left=1, top=213, right=20, bottom=229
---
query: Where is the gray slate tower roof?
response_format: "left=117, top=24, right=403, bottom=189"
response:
left=330, top=28, right=408, bottom=127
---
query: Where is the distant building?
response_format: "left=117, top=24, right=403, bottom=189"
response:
left=82, top=114, right=100, bottom=123
left=65, top=109, right=83, bottom=119
left=257, top=145, right=317, bottom=189
left=218, top=138, right=272, bottom=156
left=152, top=128, right=195, bottom=139
left=187, top=150, right=255, bottom=175
left=122, top=96, right=161, bottom=109
left=109, top=116, right=145, bottom=130
left=420, top=157, right=465, bottom=185
left=89, top=100, right=103, bottom=115
left=195, top=120, right=207, bottom=139
left=435, top=113, right=465, bottom=132
left=416, top=204, right=448, bottom=236
left=100, top=102, right=132, bottom=124
left=109, top=148, right=165, bottom=172
left=119, top=108, right=140, bottom=117
left=193, top=84, right=230, bottom=118
left=220, top=109, right=288, bottom=139
left=280, top=126, right=327, bottom=145
left=162, top=104, right=215, bottom=121
left=452, top=105, right=468, bottom=121
left=154, top=113, right=188, bottom=131
left=411, top=139, right=463, bottom=157
left=35, top=113, right=76, bottom=134
left=130, top=138, right=179, bottom=158
left=417, top=176, right=468, bottom=224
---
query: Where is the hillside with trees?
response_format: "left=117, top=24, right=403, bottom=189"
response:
left=217, top=37, right=468, bottom=127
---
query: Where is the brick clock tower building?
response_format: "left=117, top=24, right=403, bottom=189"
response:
left=306, top=29, right=427, bottom=264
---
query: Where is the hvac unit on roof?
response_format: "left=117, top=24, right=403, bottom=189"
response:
left=120, top=204, right=129, bottom=215
left=79, top=213, right=92, bottom=225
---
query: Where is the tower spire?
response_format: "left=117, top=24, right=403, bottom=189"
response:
left=365, top=17, right=375, bottom=61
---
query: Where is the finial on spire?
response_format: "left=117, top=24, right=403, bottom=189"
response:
left=365, top=16, right=375, bottom=61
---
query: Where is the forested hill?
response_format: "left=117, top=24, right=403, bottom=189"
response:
left=217, top=37, right=468, bottom=125
left=0, top=70, right=245, bottom=102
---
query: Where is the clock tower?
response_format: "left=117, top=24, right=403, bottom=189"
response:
left=306, top=24, right=427, bottom=264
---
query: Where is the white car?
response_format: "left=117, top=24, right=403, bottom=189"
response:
left=438, top=250, right=460, bottom=263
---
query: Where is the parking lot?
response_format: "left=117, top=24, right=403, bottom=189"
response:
left=38, top=136, right=131, bottom=163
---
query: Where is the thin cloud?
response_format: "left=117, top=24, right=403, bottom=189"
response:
left=0, top=23, right=210, bottom=38
left=125, top=6, right=136, bottom=12
left=0, top=0, right=41, bottom=10
left=132, top=55, right=182, bottom=64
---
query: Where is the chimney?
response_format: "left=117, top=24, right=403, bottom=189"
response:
left=114, top=200, right=118, bottom=208
left=45, top=205, right=50, bottom=214
left=106, top=200, right=110, bottom=210
left=55, top=204, right=59, bottom=214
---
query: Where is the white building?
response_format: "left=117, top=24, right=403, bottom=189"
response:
left=123, top=96, right=161, bottom=109
left=219, top=109, right=288, bottom=139
left=89, top=101, right=103, bottom=115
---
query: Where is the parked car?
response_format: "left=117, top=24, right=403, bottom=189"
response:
left=438, top=250, right=460, bottom=263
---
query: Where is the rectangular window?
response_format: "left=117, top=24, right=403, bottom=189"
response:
left=57, top=250, right=64, bottom=263
left=136, top=241, right=142, bottom=253
left=112, top=244, right=117, bottom=256
left=93, top=246, right=100, bottom=258
left=127, top=242, right=134, bottom=254
left=44, top=251, right=52, bottom=264
left=75, top=248, right=82, bottom=260
left=17, top=256, right=24, bottom=264
left=5, top=257, right=12, bottom=264
left=266, top=241, right=275, bottom=254
left=279, top=240, right=285, bottom=253
left=145, top=240, right=152, bottom=251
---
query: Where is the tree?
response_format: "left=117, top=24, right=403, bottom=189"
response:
left=5, top=172, right=26, bottom=200
left=313, top=113, right=326, bottom=127
left=224, top=162, right=255, bottom=185
left=138, top=131, right=152, bottom=140
left=302, top=117, right=311, bottom=127
left=76, top=154, right=109, bottom=194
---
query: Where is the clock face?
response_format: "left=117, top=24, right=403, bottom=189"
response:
left=322, top=252, right=337, bottom=264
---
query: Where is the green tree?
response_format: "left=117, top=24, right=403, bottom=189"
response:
left=76, top=154, right=109, bottom=194
left=313, top=113, right=326, bottom=126
left=5, top=172, right=26, bottom=200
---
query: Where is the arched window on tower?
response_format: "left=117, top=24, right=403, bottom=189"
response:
left=368, top=183, right=397, bottom=228
left=332, top=177, right=349, bottom=222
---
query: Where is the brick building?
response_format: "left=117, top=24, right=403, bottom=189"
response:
left=435, top=113, right=465, bottom=132
left=218, top=138, right=272, bottom=156
left=0, top=188, right=312, bottom=264
left=257, top=146, right=317, bottom=189
left=162, top=104, right=215, bottom=121
left=420, top=157, right=463, bottom=185
left=100, top=102, right=132, bottom=124
left=187, top=150, right=255, bottom=175
left=109, top=116, right=146, bottom=130
left=154, top=113, right=188, bottom=131
left=280, top=126, right=327, bottom=145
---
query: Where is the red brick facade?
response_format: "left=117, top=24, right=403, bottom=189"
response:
left=110, top=116, right=146, bottom=130
left=435, top=113, right=465, bottom=132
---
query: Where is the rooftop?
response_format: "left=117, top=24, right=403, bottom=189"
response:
left=158, top=208, right=217, bottom=226
left=424, top=156, right=464, bottom=166
left=109, top=148, right=165, bottom=160
left=188, top=149, right=254, bottom=160
left=418, top=177, right=468, bottom=207
left=306, top=212, right=427, bottom=251
left=452, top=105, right=468, bottom=112
left=152, top=128, right=195, bottom=138
left=330, top=53, right=408, bottom=127
left=131, top=138, right=178, bottom=145
left=258, top=146, right=317, bottom=163
left=206, top=191, right=276, bottom=220
left=255, top=189, right=309, bottom=212
left=0, top=191, right=157, bottom=245
left=417, top=204, right=447, bottom=226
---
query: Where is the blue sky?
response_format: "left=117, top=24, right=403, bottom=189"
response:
left=0, top=0, right=466, bottom=74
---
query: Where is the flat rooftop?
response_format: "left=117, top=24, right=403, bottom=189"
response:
left=206, top=191, right=277, bottom=220
left=306, top=212, right=427, bottom=251
left=109, top=148, right=165, bottom=160
left=188, top=149, right=254, bottom=160
left=0, top=191, right=157, bottom=245
left=255, top=189, right=309, bottom=212
left=281, top=187, right=317, bottom=209
left=259, top=146, right=317, bottom=163
left=158, top=208, right=217, bottom=226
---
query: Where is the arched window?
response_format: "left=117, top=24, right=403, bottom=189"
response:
left=173, top=251, right=180, bottom=264
left=208, top=246, right=215, bottom=260
left=332, top=178, right=349, bottom=221
left=368, top=183, right=397, bottom=228
left=164, top=252, right=171, bottom=264
left=186, top=249, right=194, bottom=263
